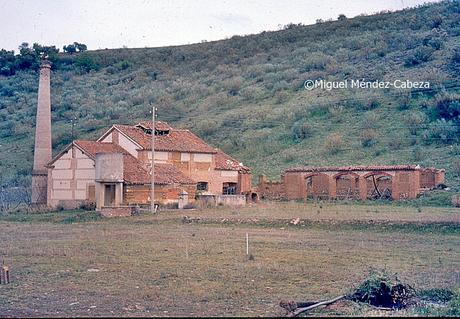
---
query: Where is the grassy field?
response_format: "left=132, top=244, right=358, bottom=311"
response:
left=0, top=202, right=459, bottom=317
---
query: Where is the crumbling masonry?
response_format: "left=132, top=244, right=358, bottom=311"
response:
left=258, top=165, right=445, bottom=201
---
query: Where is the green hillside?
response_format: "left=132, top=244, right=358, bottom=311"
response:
left=1, top=1, right=460, bottom=195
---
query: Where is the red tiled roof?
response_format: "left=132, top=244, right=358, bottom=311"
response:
left=285, top=165, right=422, bottom=173
left=136, top=121, right=171, bottom=131
left=74, top=140, right=127, bottom=157
left=214, top=149, right=250, bottom=172
left=74, top=140, right=194, bottom=185
left=114, top=123, right=217, bottom=154
left=149, top=163, right=196, bottom=185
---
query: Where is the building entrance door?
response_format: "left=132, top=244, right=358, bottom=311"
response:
left=104, top=184, right=116, bottom=207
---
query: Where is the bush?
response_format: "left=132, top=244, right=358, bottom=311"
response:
left=423, top=119, right=457, bottom=144
left=328, top=105, right=345, bottom=123
left=419, top=288, right=454, bottom=303
left=79, top=201, right=96, bottom=211
left=413, top=146, right=424, bottom=161
left=450, top=144, right=460, bottom=155
left=405, top=46, right=435, bottom=66
left=75, top=54, right=100, bottom=73
left=223, top=76, right=244, bottom=96
left=432, top=93, right=460, bottom=123
left=405, top=111, right=427, bottom=135
left=452, top=195, right=460, bottom=207
left=302, top=53, right=334, bottom=72
left=453, top=47, right=460, bottom=64
left=361, top=128, right=377, bottom=147
left=452, top=159, right=460, bottom=177
left=291, top=120, right=313, bottom=141
left=398, top=92, right=412, bottom=110
left=388, top=138, right=402, bottom=150
left=349, top=269, right=415, bottom=309
left=325, top=133, right=343, bottom=154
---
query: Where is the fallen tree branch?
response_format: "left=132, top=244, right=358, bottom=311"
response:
left=288, top=295, right=346, bottom=317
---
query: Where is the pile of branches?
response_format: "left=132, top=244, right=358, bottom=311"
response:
left=280, top=270, right=417, bottom=317
left=349, top=270, right=416, bottom=309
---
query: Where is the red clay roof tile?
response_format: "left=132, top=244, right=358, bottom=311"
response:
left=214, top=149, right=250, bottom=172
left=114, top=123, right=217, bottom=154
left=285, top=165, right=426, bottom=173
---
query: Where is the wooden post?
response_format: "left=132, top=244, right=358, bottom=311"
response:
left=246, top=233, right=249, bottom=256
left=0, top=265, right=9, bottom=284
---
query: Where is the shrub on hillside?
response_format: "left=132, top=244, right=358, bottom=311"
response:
left=291, top=120, right=313, bottom=141
left=361, top=128, right=377, bottom=147
left=405, top=46, right=435, bottom=66
left=328, top=105, right=345, bottom=123
left=223, top=76, right=244, bottom=96
left=388, top=138, right=402, bottom=150
left=75, top=54, right=100, bottom=73
left=325, top=133, right=343, bottom=154
left=412, top=146, right=424, bottom=161
left=302, top=53, right=334, bottom=72
left=422, top=119, right=457, bottom=144
left=358, top=95, right=381, bottom=111
left=453, top=47, right=460, bottom=64
left=450, top=144, right=460, bottom=155
left=452, top=159, right=460, bottom=177
left=397, top=91, right=412, bottom=110
left=405, top=111, right=427, bottom=135
left=431, top=93, right=460, bottom=123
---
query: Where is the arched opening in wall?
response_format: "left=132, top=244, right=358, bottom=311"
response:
left=305, top=173, right=330, bottom=200
left=251, top=192, right=258, bottom=202
left=364, top=172, right=393, bottom=200
left=334, top=172, right=360, bottom=200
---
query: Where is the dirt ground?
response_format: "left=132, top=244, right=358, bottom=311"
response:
left=0, top=202, right=459, bottom=317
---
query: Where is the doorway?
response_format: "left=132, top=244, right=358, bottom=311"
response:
left=104, top=184, right=116, bottom=207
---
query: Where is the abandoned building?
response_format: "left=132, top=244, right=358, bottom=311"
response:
left=258, top=165, right=445, bottom=201
left=45, top=122, right=252, bottom=209
left=31, top=60, right=251, bottom=210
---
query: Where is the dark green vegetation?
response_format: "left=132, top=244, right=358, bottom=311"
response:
left=1, top=1, right=460, bottom=198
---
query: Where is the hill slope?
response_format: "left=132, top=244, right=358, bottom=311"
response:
left=1, top=1, right=460, bottom=195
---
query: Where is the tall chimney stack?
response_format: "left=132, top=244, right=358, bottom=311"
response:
left=31, top=60, right=52, bottom=204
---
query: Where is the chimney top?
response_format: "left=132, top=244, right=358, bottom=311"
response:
left=40, top=60, right=52, bottom=69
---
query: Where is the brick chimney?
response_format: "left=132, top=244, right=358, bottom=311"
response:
left=31, top=60, right=52, bottom=204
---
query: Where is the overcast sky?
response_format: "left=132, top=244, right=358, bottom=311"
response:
left=0, top=0, right=440, bottom=52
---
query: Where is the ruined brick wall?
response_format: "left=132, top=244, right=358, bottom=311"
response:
left=237, top=172, right=252, bottom=194
left=435, top=170, right=445, bottom=186
left=261, top=166, right=444, bottom=202
left=392, top=171, right=419, bottom=199
left=257, top=178, right=286, bottom=200
left=420, top=169, right=436, bottom=189
left=284, top=172, right=307, bottom=200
